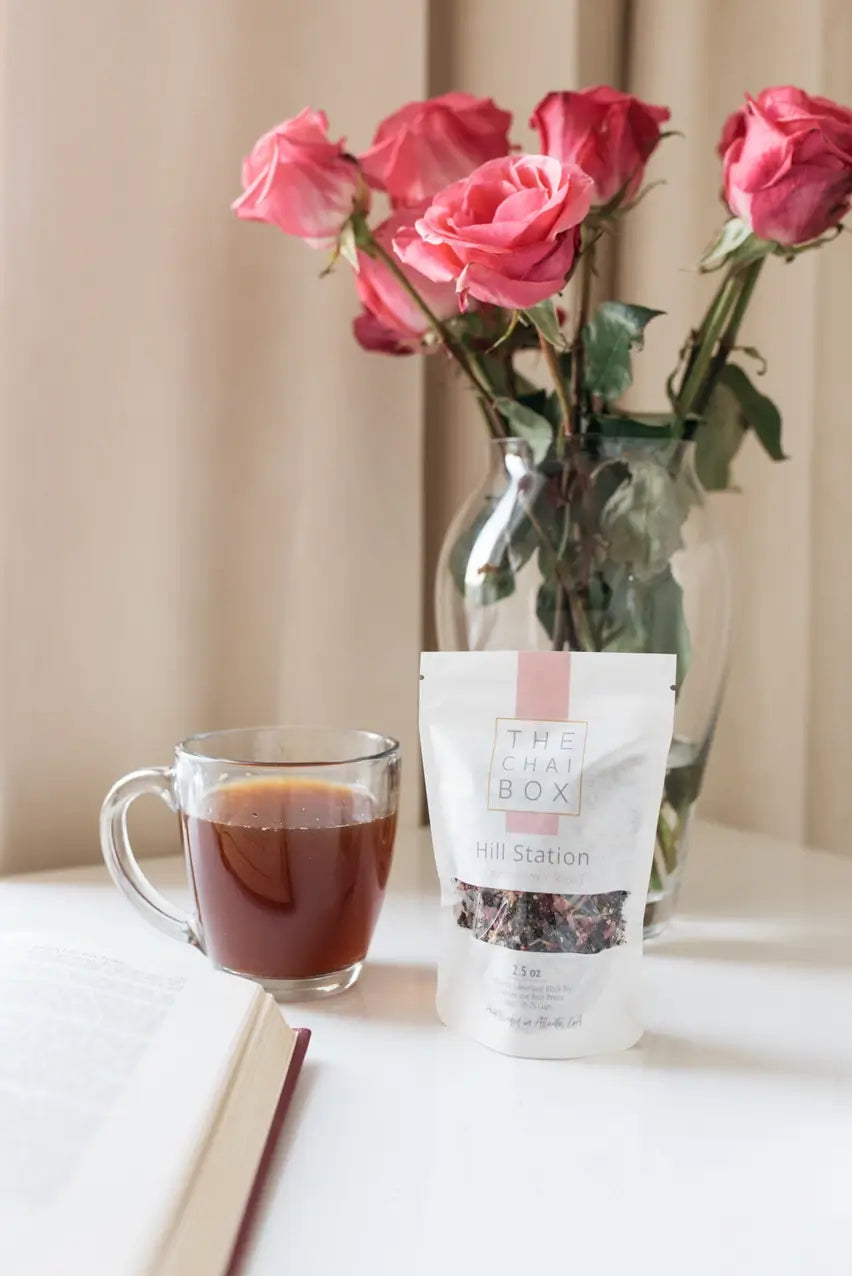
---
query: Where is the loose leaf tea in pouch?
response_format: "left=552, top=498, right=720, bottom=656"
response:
left=420, top=651, right=675, bottom=1058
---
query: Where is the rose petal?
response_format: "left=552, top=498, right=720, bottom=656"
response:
left=359, top=92, right=512, bottom=207
left=457, top=256, right=566, bottom=309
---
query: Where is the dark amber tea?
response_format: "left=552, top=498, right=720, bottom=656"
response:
left=182, top=778, right=397, bottom=981
left=102, top=726, right=399, bottom=997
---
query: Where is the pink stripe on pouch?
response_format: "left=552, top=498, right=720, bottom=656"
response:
left=506, top=651, right=572, bottom=836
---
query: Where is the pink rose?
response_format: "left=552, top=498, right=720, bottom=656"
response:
left=352, top=311, right=412, bottom=356
left=359, top=92, right=512, bottom=208
left=353, top=207, right=458, bottom=355
left=394, top=154, right=592, bottom=311
left=719, top=87, right=852, bottom=245
left=530, top=87, right=670, bottom=206
left=716, top=106, right=746, bottom=160
left=232, top=108, right=364, bottom=247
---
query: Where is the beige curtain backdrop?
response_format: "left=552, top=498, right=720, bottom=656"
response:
left=1, top=0, right=849, bottom=872
left=1, top=0, right=427, bottom=871
left=617, top=0, right=852, bottom=852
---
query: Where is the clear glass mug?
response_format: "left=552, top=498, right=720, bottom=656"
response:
left=99, top=727, right=401, bottom=999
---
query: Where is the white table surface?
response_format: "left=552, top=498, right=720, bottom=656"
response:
left=1, top=821, right=851, bottom=1275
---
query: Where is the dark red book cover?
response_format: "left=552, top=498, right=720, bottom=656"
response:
left=225, top=1027, right=311, bottom=1275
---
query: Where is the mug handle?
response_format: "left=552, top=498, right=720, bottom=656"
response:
left=99, top=768, right=201, bottom=948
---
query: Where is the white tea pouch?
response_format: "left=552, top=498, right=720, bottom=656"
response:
left=420, top=651, right=675, bottom=1058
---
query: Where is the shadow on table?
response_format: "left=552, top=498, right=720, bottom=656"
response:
left=632, top=1030, right=849, bottom=1082
left=650, top=931, right=852, bottom=971
left=309, top=961, right=438, bottom=1028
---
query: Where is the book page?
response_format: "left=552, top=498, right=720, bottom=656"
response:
left=0, top=933, right=268, bottom=1276
left=0, top=942, right=187, bottom=1204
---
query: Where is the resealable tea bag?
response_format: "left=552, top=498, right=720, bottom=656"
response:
left=420, top=651, right=675, bottom=1059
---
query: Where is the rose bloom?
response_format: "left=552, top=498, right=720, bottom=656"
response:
left=359, top=92, right=512, bottom=207
left=232, top=107, right=364, bottom=246
left=530, top=86, right=670, bottom=205
left=394, top=153, right=592, bottom=311
left=353, top=207, right=458, bottom=354
left=718, top=86, right=852, bottom=246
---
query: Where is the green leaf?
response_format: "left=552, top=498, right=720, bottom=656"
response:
left=508, top=489, right=557, bottom=579
left=598, top=565, right=692, bottom=690
left=694, top=379, right=747, bottom=491
left=599, top=302, right=665, bottom=338
left=540, top=393, right=564, bottom=431
left=494, top=397, right=555, bottom=464
left=473, top=566, right=515, bottom=607
left=479, top=358, right=539, bottom=399
left=717, top=363, right=786, bottom=462
left=583, top=318, right=634, bottom=401
left=595, top=430, right=684, bottom=478
left=583, top=302, right=665, bottom=403
left=536, top=581, right=558, bottom=641
left=599, top=459, right=690, bottom=580
left=700, top=218, right=751, bottom=271
left=512, top=385, right=566, bottom=441
left=513, top=388, right=562, bottom=433
left=515, top=388, right=549, bottom=418
left=522, top=300, right=567, bottom=351
left=337, top=222, right=359, bottom=270
left=535, top=576, right=583, bottom=646
left=594, top=411, right=679, bottom=440
left=642, top=571, right=692, bottom=691
left=695, top=361, right=785, bottom=491
left=448, top=504, right=515, bottom=605
left=478, top=355, right=513, bottom=397
left=510, top=515, right=543, bottom=575
left=448, top=504, right=486, bottom=593
left=664, top=735, right=711, bottom=813
left=448, top=484, right=558, bottom=605
left=535, top=510, right=581, bottom=585
left=700, top=218, right=774, bottom=273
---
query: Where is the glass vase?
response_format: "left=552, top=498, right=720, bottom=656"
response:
left=435, top=435, right=731, bottom=936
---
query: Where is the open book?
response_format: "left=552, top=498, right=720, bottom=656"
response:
left=0, top=935, right=309, bottom=1276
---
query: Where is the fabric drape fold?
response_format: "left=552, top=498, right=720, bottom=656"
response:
left=618, top=0, right=852, bottom=851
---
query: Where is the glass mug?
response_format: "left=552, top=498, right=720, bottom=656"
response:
left=100, top=727, right=401, bottom=999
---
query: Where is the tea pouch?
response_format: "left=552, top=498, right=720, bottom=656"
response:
left=420, top=651, right=675, bottom=1058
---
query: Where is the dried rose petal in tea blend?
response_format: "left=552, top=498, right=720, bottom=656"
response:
left=420, top=651, right=675, bottom=1059
left=454, top=882, right=628, bottom=955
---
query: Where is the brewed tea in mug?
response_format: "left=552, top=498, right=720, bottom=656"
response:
left=100, top=727, right=400, bottom=999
